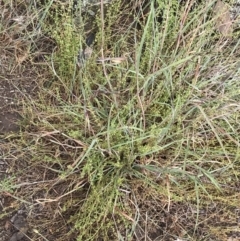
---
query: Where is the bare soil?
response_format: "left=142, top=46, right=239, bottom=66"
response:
left=0, top=62, right=38, bottom=241
left=0, top=44, right=40, bottom=134
left=0, top=79, right=21, bottom=133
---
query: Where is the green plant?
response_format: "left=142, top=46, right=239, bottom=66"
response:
left=1, top=0, right=240, bottom=240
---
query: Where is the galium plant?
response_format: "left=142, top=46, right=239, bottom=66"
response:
left=2, top=0, right=239, bottom=240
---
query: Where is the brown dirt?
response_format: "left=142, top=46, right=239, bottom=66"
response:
left=0, top=79, right=21, bottom=133
left=0, top=70, right=39, bottom=134
left=0, top=3, right=53, bottom=240
left=0, top=53, right=38, bottom=241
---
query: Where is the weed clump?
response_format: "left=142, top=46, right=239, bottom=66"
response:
left=1, top=0, right=240, bottom=240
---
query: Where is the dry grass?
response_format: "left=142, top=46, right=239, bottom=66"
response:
left=0, top=0, right=240, bottom=240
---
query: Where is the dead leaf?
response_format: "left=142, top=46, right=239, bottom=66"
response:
left=11, top=16, right=25, bottom=25
left=84, top=46, right=93, bottom=59
left=97, top=57, right=126, bottom=64
left=213, top=0, right=233, bottom=37
left=16, top=52, right=29, bottom=65
left=5, top=220, right=11, bottom=230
